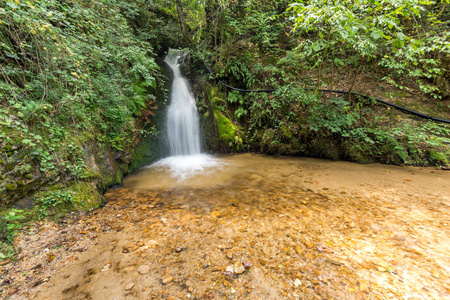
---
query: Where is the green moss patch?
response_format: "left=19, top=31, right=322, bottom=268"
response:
left=214, top=111, right=236, bottom=142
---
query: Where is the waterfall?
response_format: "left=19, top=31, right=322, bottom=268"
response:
left=164, top=50, right=201, bottom=156
left=148, top=49, right=221, bottom=180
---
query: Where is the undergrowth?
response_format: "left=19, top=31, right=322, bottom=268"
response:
left=0, top=0, right=161, bottom=207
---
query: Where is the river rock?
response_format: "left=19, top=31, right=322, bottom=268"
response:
left=233, top=262, right=245, bottom=274
left=225, top=265, right=234, bottom=273
left=124, top=282, right=134, bottom=290
left=137, top=265, right=150, bottom=275
left=162, top=275, right=173, bottom=285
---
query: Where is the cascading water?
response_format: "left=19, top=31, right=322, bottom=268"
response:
left=149, top=49, right=221, bottom=180
left=165, top=50, right=201, bottom=156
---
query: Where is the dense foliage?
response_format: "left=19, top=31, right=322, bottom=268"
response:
left=288, top=0, right=450, bottom=98
left=0, top=0, right=163, bottom=234
left=187, top=0, right=450, bottom=166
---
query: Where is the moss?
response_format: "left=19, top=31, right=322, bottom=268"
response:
left=49, top=184, right=63, bottom=191
left=5, top=183, right=16, bottom=191
left=71, top=182, right=104, bottom=211
left=214, top=111, right=236, bottom=142
left=281, top=125, right=292, bottom=138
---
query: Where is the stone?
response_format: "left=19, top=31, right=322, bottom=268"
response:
left=162, top=275, right=173, bottom=285
left=233, top=262, right=245, bottom=274
left=137, top=265, right=150, bottom=275
left=101, top=262, right=111, bottom=272
left=294, top=278, right=302, bottom=287
left=226, top=250, right=233, bottom=259
left=124, top=282, right=135, bottom=290
left=226, top=265, right=234, bottom=273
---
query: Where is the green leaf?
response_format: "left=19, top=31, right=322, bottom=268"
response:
left=6, top=2, right=18, bottom=9
left=334, top=58, right=345, bottom=66
left=370, top=30, right=382, bottom=40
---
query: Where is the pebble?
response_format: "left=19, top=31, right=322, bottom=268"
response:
left=137, top=265, right=150, bottom=275
left=162, top=275, right=173, bottom=285
left=124, top=282, right=134, bottom=290
left=101, top=263, right=111, bottom=272
left=233, top=262, right=245, bottom=274
left=226, top=250, right=233, bottom=259
left=294, top=278, right=302, bottom=287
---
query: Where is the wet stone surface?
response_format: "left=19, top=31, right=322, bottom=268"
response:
left=1, top=154, right=449, bottom=299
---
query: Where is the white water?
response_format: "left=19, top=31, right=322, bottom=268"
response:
left=147, top=49, right=221, bottom=180
left=165, top=50, right=201, bottom=156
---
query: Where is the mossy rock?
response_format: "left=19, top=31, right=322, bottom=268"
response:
left=5, top=183, right=16, bottom=191
left=214, top=111, right=236, bottom=143
left=71, top=182, right=104, bottom=211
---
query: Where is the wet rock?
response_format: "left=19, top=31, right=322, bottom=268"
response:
left=47, top=253, right=55, bottom=262
left=137, top=265, right=150, bottom=275
left=223, top=270, right=234, bottom=277
left=304, top=241, right=314, bottom=249
left=226, top=250, right=233, bottom=259
left=294, top=278, right=302, bottom=287
left=210, top=211, right=220, bottom=218
left=101, top=262, right=111, bottom=272
left=233, top=262, right=245, bottom=274
left=226, top=265, right=234, bottom=273
left=162, top=275, right=173, bottom=285
left=326, top=259, right=342, bottom=266
left=314, top=285, right=322, bottom=295
left=124, top=282, right=135, bottom=290
left=243, top=262, right=251, bottom=269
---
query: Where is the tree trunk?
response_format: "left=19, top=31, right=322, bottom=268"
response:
left=175, top=0, right=191, bottom=47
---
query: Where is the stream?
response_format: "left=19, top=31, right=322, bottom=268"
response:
left=3, top=154, right=449, bottom=300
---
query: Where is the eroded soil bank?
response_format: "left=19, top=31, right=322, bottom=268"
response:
left=1, top=154, right=449, bottom=299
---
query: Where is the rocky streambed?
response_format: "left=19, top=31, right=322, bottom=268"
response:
left=1, top=154, right=449, bottom=299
